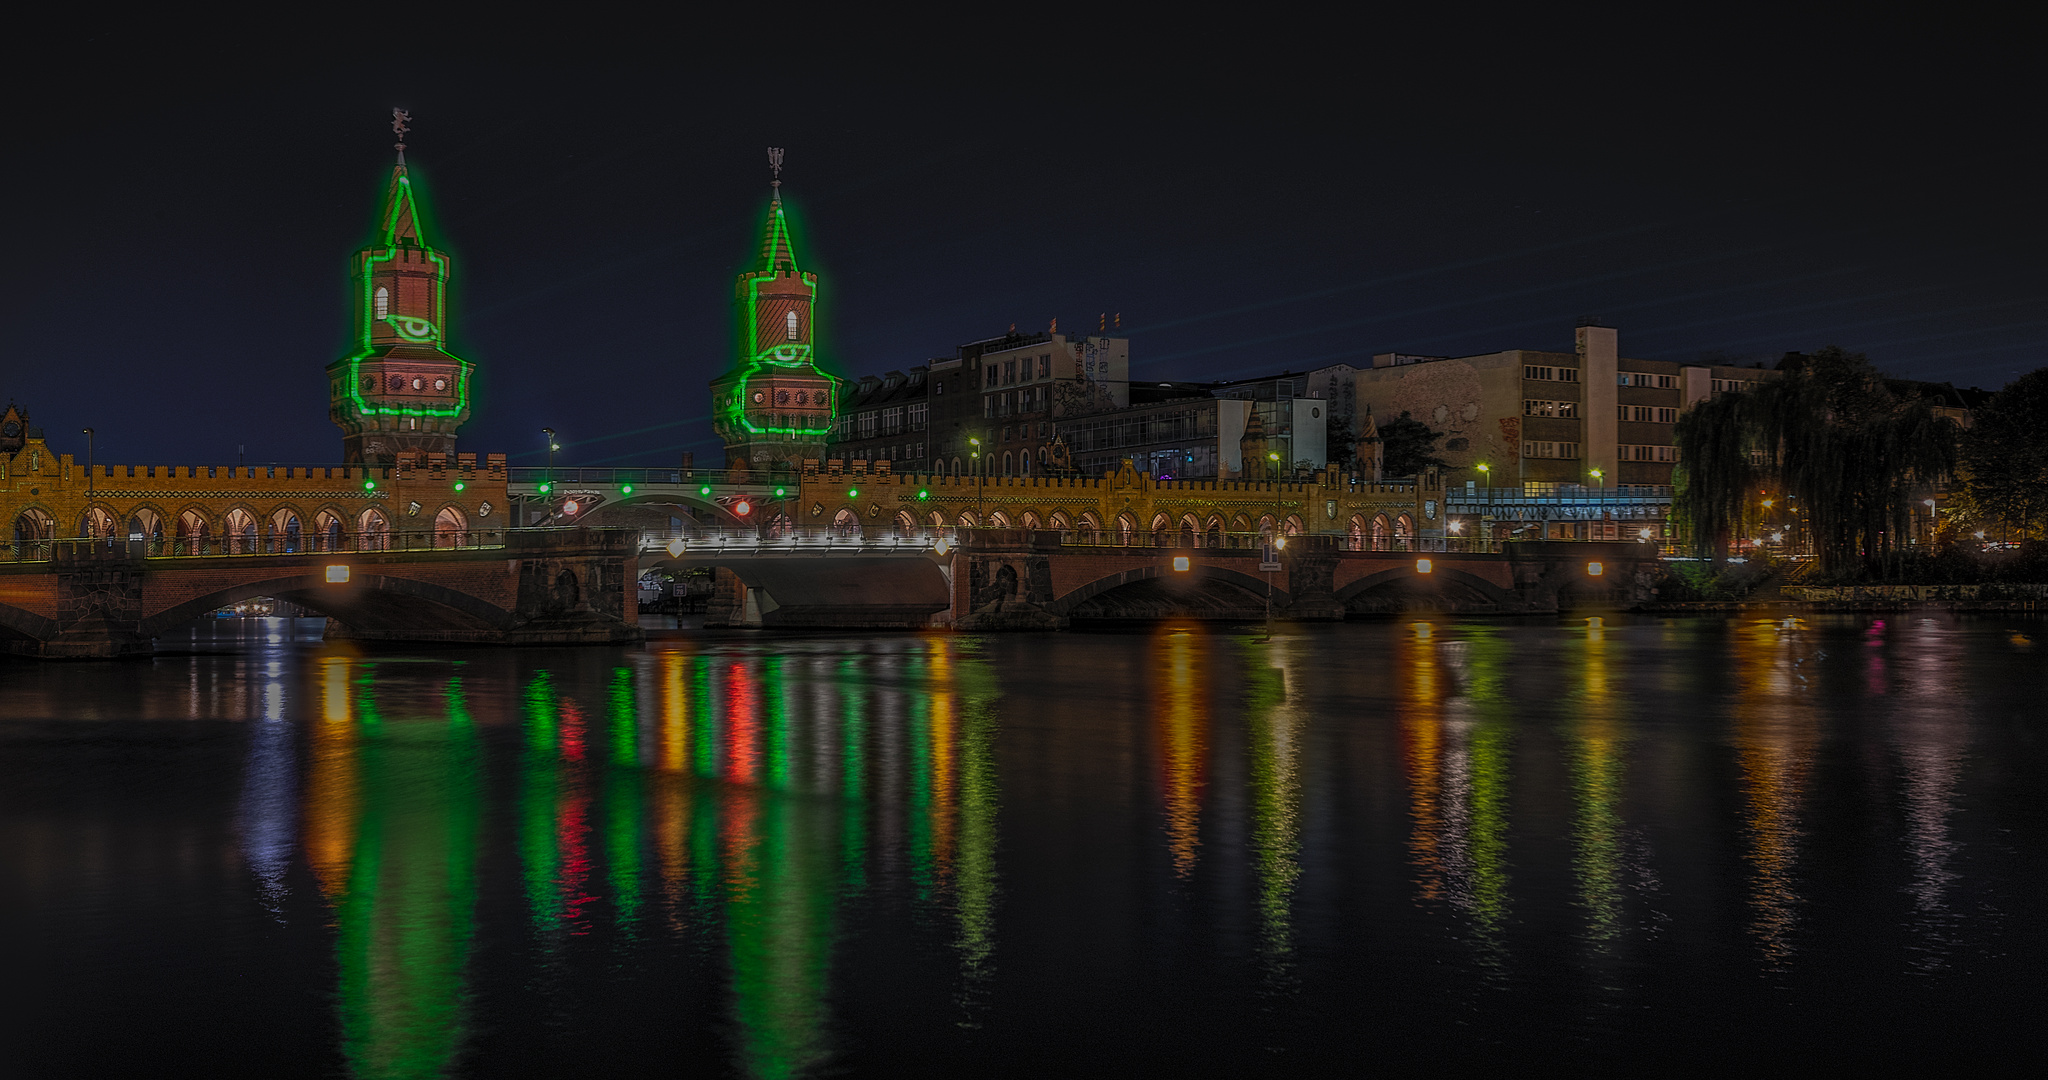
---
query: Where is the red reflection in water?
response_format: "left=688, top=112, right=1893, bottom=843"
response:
left=558, top=701, right=597, bottom=932
left=725, top=662, right=760, bottom=782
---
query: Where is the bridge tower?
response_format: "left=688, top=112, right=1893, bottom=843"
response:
left=709, top=149, right=840, bottom=481
left=326, top=112, right=475, bottom=464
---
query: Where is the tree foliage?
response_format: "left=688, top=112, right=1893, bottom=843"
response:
left=1958, top=368, right=2048, bottom=540
left=1672, top=347, right=1958, bottom=574
left=1378, top=411, right=1448, bottom=479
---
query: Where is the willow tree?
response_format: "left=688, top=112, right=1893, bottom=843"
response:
left=1673, top=347, right=1958, bottom=575
left=1958, top=368, right=2048, bottom=540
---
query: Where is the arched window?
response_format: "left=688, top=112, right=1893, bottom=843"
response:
left=1205, top=516, right=1225, bottom=548
left=1021, top=511, right=1041, bottom=530
left=1151, top=512, right=1171, bottom=547
left=989, top=510, right=1012, bottom=528
left=433, top=505, right=467, bottom=548
left=1019, top=452, right=1031, bottom=476
left=957, top=511, right=978, bottom=529
left=1394, top=513, right=1415, bottom=551
left=177, top=510, right=210, bottom=556
left=315, top=511, right=345, bottom=553
left=1116, top=513, right=1138, bottom=546
left=952, top=456, right=962, bottom=476
left=831, top=508, right=860, bottom=538
left=785, top=309, right=800, bottom=341
left=895, top=509, right=917, bottom=534
left=13, top=508, right=54, bottom=559
left=1077, top=512, right=1101, bottom=544
left=1180, top=515, right=1199, bottom=548
left=224, top=509, right=258, bottom=554
left=1049, top=511, right=1072, bottom=535
left=357, top=508, right=389, bottom=551
left=374, top=286, right=390, bottom=319
left=1283, top=514, right=1304, bottom=537
left=1348, top=514, right=1367, bottom=552
left=271, top=509, right=302, bottom=554
left=1002, top=451, right=1013, bottom=476
left=78, top=507, right=116, bottom=540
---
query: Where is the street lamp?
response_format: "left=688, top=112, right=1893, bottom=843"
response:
left=1476, top=462, right=1491, bottom=547
left=1590, top=467, right=1603, bottom=497
left=1924, top=497, right=1937, bottom=544
left=80, top=427, right=94, bottom=499
left=969, top=436, right=984, bottom=524
left=540, top=428, right=558, bottom=527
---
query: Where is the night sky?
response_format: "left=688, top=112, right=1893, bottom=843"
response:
left=6, top=23, right=2040, bottom=469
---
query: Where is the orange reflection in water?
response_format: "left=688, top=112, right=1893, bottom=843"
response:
left=655, top=649, right=694, bottom=922
left=304, top=654, right=359, bottom=901
left=1732, top=620, right=1818, bottom=967
left=1397, top=625, right=1447, bottom=901
left=1151, top=626, right=1210, bottom=878
left=928, top=641, right=958, bottom=885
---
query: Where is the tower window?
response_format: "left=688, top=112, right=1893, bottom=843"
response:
left=374, top=287, right=390, bottom=319
left=786, top=310, right=799, bottom=341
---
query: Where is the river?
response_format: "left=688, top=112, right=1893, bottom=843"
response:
left=2, top=614, right=2040, bottom=1075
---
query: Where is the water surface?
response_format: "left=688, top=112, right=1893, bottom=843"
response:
left=3, top=615, right=2041, bottom=1075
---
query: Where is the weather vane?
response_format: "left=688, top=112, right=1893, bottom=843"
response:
left=767, top=147, right=784, bottom=196
left=392, top=108, right=412, bottom=160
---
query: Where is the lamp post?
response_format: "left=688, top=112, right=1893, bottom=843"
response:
left=1590, top=467, right=1604, bottom=541
left=80, top=427, right=94, bottom=500
left=540, top=428, right=559, bottom=527
left=1476, top=462, right=1490, bottom=548
left=969, top=436, right=984, bottom=525
left=1924, top=497, right=1937, bottom=545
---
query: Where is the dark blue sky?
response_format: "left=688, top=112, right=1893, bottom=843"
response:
left=5, top=19, right=2040, bottom=469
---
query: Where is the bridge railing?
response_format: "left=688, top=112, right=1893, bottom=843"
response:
left=637, top=526, right=961, bottom=556
left=3, top=528, right=519, bottom=564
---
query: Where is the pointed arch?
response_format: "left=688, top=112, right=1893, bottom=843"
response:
left=1348, top=514, right=1368, bottom=552
left=1021, top=510, right=1041, bottom=530
left=314, top=508, right=347, bottom=553
left=830, top=508, right=860, bottom=537
left=77, top=505, right=117, bottom=540
left=1116, top=512, right=1138, bottom=546
left=957, top=510, right=979, bottom=528
left=1371, top=513, right=1392, bottom=551
left=988, top=509, right=1013, bottom=528
left=357, top=507, right=390, bottom=551
left=1204, top=515, right=1225, bottom=548
left=1395, top=512, right=1415, bottom=551
left=433, top=504, right=467, bottom=547
left=1078, top=511, right=1101, bottom=544
left=270, top=507, right=304, bottom=553
left=177, top=508, right=212, bottom=556
left=895, top=509, right=918, bottom=534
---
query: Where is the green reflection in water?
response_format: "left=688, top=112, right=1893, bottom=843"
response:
left=1566, top=620, right=1628, bottom=943
left=1459, top=627, right=1513, bottom=940
left=1242, top=635, right=1301, bottom=966
left=839, top=657, right=868, bottom=895
left=608, top=667, right=644, bottom=933
left=949, top=640, right=1001, bottom=1005
left=520, top=671, right=562, bottom=942
left=325, top=663, right=482, bottom=1079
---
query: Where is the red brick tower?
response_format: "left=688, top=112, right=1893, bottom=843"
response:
left=326, top=111, right=475, bottom=463
left=709, top=149, right=840, bottom=480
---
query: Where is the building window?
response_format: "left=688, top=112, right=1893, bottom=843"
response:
left=985, top=366, right=997, bottom=389
left=1524, top=365, right=1553, bottom=381
left=374, top=287, right=390, bottom=319
left=909, top=403, right=927, bottom=428
left=1557, top=368, right=1579, bottom=382
left=1039, top=355, right=1050, bottom=378
left=785, top=310, right=799, bottom=341
left=1656, top=408, right=1677, bottom=423
left=1657, top=375, right=1678, bottom=389
left=1005, top=360, right=1017, bottom=384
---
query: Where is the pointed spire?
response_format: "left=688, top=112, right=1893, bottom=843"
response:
left=757, top=147, right=798, bottom=274
left=378, top=109, right=425, bottom=247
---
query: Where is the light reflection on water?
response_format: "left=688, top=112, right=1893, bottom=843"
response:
left=1, top=615, right=2042, bottom=1074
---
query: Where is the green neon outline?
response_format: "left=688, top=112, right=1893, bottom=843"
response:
left=340, top=171, right=473, bottom=421
left=720, top=201, right=841, bottom=438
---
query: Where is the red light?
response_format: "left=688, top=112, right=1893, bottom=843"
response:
left=735, top=500, right=752, bottom=516
left=562, top=500, right=580, bottom=515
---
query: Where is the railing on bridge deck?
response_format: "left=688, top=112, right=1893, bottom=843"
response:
left=4, top=528, right=519, bottom=564
left=637, top=526, right=959, bottom=557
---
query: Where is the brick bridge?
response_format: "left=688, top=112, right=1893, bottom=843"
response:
left=0, top=528, right=642, bottom=658
left=686, top=531, right=1661, bottom=630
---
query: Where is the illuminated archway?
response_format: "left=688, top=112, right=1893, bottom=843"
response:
left=1371, top=513, right=1391, bottom=551
left=831, top=508, right=860, bottom=537
left=433, top=505, right=467, bottom=547
left=1395, top=513, right=1414, bottom=551
left=1116, top=512, right=1138, bottom=546
left=178, top=509, right=211, bottom=556
left=357, top=508, right=389, bottom=551
left=271, top=508, right=303, bottom=553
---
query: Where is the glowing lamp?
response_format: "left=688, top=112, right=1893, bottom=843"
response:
left=538, top=482, right=552, bottom=494
left=699, top=485, right=713, bottom=497
left=1588, top=562, right=1604, bottom=576
left=1275, top=536, right=1287, bottom=551
left=918, top=489, right=930, bottom=500
left=325, top=565, right=351, bottom=583
left=735, top=500, right=752, bottom=516
left=621, top=483, right=634, bottom=495
left=665, top=538, right=685, bottom=558
left=362, top=479, right=376, bottom=491
left=1639, top=528, right=1653, bottom=540
left=1173, top=556, right=1191, bottom=572
left=775, top=487, right=787, bottom=498
left=453, top=480, right=466, bottom=492
left=1416, top=559, right=1432, bottom=574
left=1449, top=521, right=1464, bottom=534
left=563, top=500, right=580, bottom=515
left=847, top=488, right=859, bottom=498
left=934, top=537, right=953, bottom=555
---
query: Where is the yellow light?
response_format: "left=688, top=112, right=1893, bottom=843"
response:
left=1476, top=463, right=1489, bottom=473
left=934, top=537, right=953, bottom=555
left=1416, top=558, right=1432, bottom=573
left=1173, top=556, right=1190, bottom=572
left=325, top=565, right=350, bottom=583
left=1274, top=536, right=1287, bottom=550
left=1448, top=520, right=1463, bottom=534
left=665, top=538, right=684, bottom=558
left=563, top=500, right=580, bottom=515
left=1761, top=499, right=1774, bottom=509
left=1588, top=561, right=1604, bottom=575
left=1591, top=468, right=1603, bottom=479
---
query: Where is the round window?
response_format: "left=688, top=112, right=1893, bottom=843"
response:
left=362, top=376, right=376, bottom=391
left=387, top=375, right=405, bottom=391
left=433, top=378, right=447, bottom=391
left=795, top=391, right=808, bottom=405
left=412, top=377, right=424, bottom=391
left=776, top=390, right=790, bottom=405
left=752, top=391, right=765, bottom=404
left=1, top=421, right=18, bottom=437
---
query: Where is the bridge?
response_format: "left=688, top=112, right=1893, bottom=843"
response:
left=0, top=527, right=642, bottom=658
left=638, top=527, right=1660, bottom=630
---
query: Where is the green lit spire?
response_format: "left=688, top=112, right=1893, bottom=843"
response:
left=758, top=148, right=797, bottom=273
